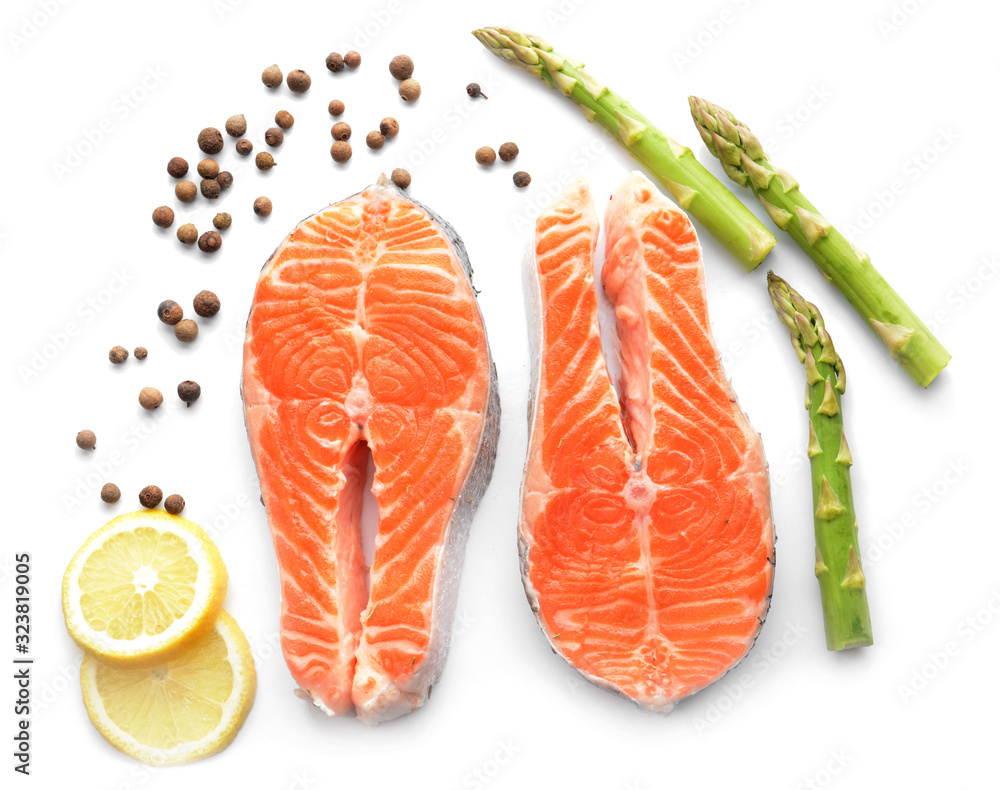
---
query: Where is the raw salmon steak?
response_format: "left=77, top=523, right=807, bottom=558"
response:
left=243, top=176, right=500, bottom=724
left=521, top=173, right=774, bottom=712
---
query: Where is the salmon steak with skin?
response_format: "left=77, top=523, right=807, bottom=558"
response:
left=521, top=173, right=774, bottom=712
left=242, top=176, right=500, bottom=724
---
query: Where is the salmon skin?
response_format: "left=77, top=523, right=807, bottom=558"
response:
left=242, top=175, right=500, bottom=724
left=521, top=173, right=774, bottom=712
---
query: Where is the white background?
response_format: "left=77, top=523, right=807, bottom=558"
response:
left=3, top=0, right=997, bottom=787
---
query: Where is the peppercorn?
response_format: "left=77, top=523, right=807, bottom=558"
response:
left=198, top=158, right=219, bottom=178
left=466, top=82, right=488, bottom=99
left=225, top=113, right=247, bottom=137
left=399, top=79, right=421, bottom=102
left=174, top=319, right=199, bottom=342
left=391, top=168, right=411, bottom=189
left=217, top=171, right=233, bottom=189
left=344, top=50, right=361, bottom=68
left=175, top=180, right=197, bottom=203
left=275, top=109, right=294, bottom=129
left=158, top=300, right=183, bottom=325
left=177, top=380, right=201, bottom=407
left=167, top=157, right=188, bottom=178
left=262, top=63, right=283, bottom=88
left=198, top=127, right=224, bottom=155
left=326, top=52, right=345, bottom=72
left=265, top=127, right=284, bottom=147
left=330, top=141, right=352, bottom=163
left=139, top=387, right=163, bottom=411
left=256, top=152, right=276, bottom=171
left=177, top=223, right=198, bottom=245
left=134, top=346, right=148, bottom=360
left=475, top=146, right=496, bottom=166
left=193, top=290, right=220, bottom=317
left=236, top=138, right=253, bottom=156
left=379, top=117, right=399, bottom=138
left=139, top=485, right=163, bottom=509
left=109, top=346, right=129, bottom=364
left=100, top=483, right=121, bottom=504
left=198, top=231, right=222, bottom=253
left=328, top=99, right=345, bottom=117
left=76, top=429, right=97, bottom=450
left=164, top=494, right=185, bottom=515
left=513, top=171, right=532, bottom=188
left=331, top=122, right=352, bottom=141
left=213, top=213, right=232, bottom=231
left=152, top=205, right=174, bottom=228
left=499, top=142, right=519, bottom=162
left=287, top=69, right=311, bottom=92
left=366, top=131, right=384, bottom=150
left=389, top=54, right=414, bottom=80
left=200, top=179, right=221, bottom=200
left=254, top=196, right=273, bottom=217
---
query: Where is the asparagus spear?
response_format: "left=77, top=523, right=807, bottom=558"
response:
left=472, top=27, right=776, bottom=271
left=767, top=272, right=873, bottom=651
left=690, top=97, right=950, bottom=388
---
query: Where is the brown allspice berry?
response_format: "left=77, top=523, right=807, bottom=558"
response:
left=287, top=69, right=311, bottom=92
left=466, top=82, right=488, bottom=99
left=198, top=158, right=219, bottom=178
left=177, top=381, right=201, bottom=407
left=139, top=485, right=163, bottom=509
left=366, top=131, right=384, bottom=150
left=213, top=213, right=232, bottom=231
left=389, top=54, right=414, bottom=80
left=275, top=109, right=294, bottom=129
left=76, top=430, right=97, bottom=450
left=167, top=157, right=189, bottom=178
left=379, top=117, right=399, bottom=138
left=174, top=319, right=199, bottom=342
left=256, top=152, right=275, bottom=171
left=198, top=127, right=224, bottom=155
left=100, top=483, right=121, bottom=504
left=139, top=387, right=163, bottom=411
left=475, top=146, right=496, bottom=166
left=158, top=300, right=183, bottom=325
left=198, top=231, right=222, bottom=253
left=253, top=196, right=273, bottom=217
left=109, top=346, right=129, bottom=364
left=134, top=346, right=148, bottom=360
left=265, top=127, right=284, bottom=147
left=344, top=50, right=361, bottom=68
left=326, top=52, right=345, bottom=72
left=331, top=122, right=351, bottom=141
left=391, top=168, right=411, bottom=189
left=164, top=494, right=185, bottom=515
left=513, top=171, right=532, bottom=188
left=399, top=79, right=421, bottom=102
left=175, top=180, right=197, bottom=203
left=329, top=99, right=345, bottom=117
left=225, top=113, right=247, bottom=137
left=200, top=179, right=221, bottom=200
left=330, top=141, right=352, bottom=163
left=152, top=206, right=174, bottom=228
left=193, top=290, right=220, bottom=317
left=217, top=171, right=233, bottom=190
left=262, top=63, right=282, bottom=88
left=236, top=138, right=253, bottom=156
left=499, top=142, right=519, bottom=162
left=177, top=223, right=198, bottom=245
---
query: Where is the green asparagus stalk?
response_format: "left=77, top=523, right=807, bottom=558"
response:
left=472, top=27, right=776, bottom=271
left=690, top=97, right=950, bottom=388
left=767, top=272, right=873, bottom=651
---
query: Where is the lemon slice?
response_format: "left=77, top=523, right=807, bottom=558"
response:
left=81, top=610, right=256, bottom=765
left=63, top=510, right=228, bottom=667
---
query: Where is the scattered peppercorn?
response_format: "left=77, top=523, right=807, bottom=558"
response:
left=139, top=485, right=163, bottom=509
left=275, top=109, right=294, bottom=129
left=499, top=142, right=519, bottom=162
left=254, top=196, right=273, bottom=217
left=256, top=152, right=276, bottom=171
left=177, top=380, right=201, bottom=407
left=76, top=429, right=97, bottom=450
left=329, top=99, right=345, bottom=117
left=213, top=213, right=232, bottom=231
left=175, top=180, right=197, bottom=203
left=287, top=69, right=311, bottom=92
left=198, top=127, right=224, bottom=155
left=174, top=319, right=199, bottom=342
left=193, top=290, right=220, bottom=317
left=399, top=79, right=421, bottom=102
left=389, top=54, right=414, bottom=80
left=101, top=483, right=121, bottom=504
left=331, top=122, right=351, bottom=141
left=164, top=494, right=185, bottom=515
left=326, top=52, right=345, bottom=72
left=198, top=231, right=222, bottom=253
left=262, top=63, right=283, bottom=88
left=366, top=131, right=384, bottom=150
left=391, top=168, right=411, bottom=189
left=158, top=300, right=183, bottom=325
left=225, top=113, right=247, bottom=137
left=217, top=171, right=233, bottom=189
left=200, top=179, right=221, bottom=200
left=513, top=171, right=532, bottom=188
left=177, top=223, right=198, bottom=245
left=379, top=117, right=399, bottom=138
left=134, top=346, right=148, bottom=360
left=265, top=127, right=284, bottom=147
left=466, top=82, right=488, bottom=99
left=236, top=138, right=253, bottom=156
left=152, top=206, right=174, bottom=228
left=344, top=50, right=361, bottom=68
left=198, top=158, right=219, bottom=178
left=330, top=141, right=352, bottom=163
left=167, top=157, right=188, bottom=178
left=109, top=346, right=129, bottom=364
left=475, top=146, right=496, bottom=166
left=139, top=387, right=163, bottom=410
